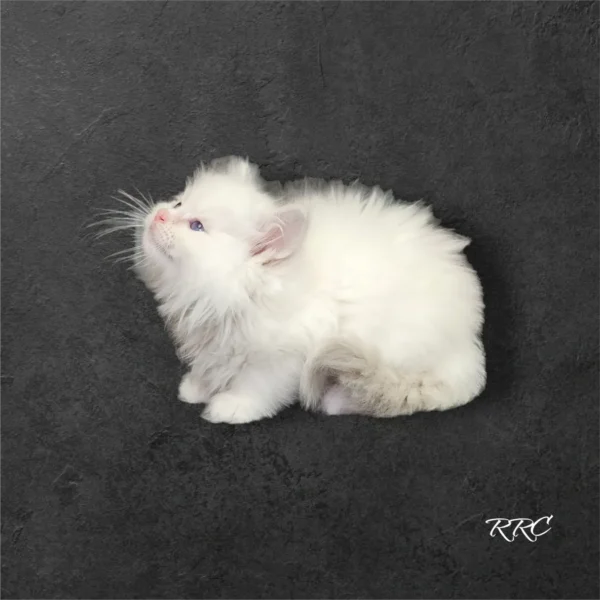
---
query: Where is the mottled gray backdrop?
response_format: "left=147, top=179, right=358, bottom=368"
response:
left=2, top=2, right=598, bottom=598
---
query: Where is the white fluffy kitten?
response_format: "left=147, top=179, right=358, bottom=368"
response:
left=120, top=156, right=485, bottom=424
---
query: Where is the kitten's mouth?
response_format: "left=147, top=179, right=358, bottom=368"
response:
left=147, top=223, right=174, bottom=259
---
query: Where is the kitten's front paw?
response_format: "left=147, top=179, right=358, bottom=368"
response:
left=202, top=393, right=263, bottom=424
left=178, top=373, right=208, bottom=405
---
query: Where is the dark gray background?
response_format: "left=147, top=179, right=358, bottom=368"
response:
left=2, top=1, right=598, bottom=598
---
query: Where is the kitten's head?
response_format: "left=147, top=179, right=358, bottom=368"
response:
left=130, top=157, right=307, bottom=310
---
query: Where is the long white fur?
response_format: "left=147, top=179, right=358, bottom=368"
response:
left=109, top=157, right=486, bottom=424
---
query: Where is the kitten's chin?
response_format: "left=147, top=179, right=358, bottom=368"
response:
left=144, top=229, right=173, bottom=262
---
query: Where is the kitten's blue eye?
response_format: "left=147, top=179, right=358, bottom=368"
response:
left=190, top=220, right=204, bottom=232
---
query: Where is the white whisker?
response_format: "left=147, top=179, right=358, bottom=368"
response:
left=105, top=248, right=140, bottom=259
left=111, top=198, right=145, bottom=216
left=94, top=224, right=142, bottom=239
left=132, top=186, right=154, bottom=210
left=94, top=209, right=145, bottom=219
left=119, top=189, right=152, bottom=212
left=87, top=218, right=141, bottom=229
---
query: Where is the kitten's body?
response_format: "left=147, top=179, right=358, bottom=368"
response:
left=126, top=157, right=485, bottom=423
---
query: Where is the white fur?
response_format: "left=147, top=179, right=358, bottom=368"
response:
left=124, top=156, right=485, bottom=424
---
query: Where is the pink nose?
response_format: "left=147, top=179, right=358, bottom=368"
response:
left=153, top=209, right=169, bottom=224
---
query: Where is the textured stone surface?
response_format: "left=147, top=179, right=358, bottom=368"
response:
left=2, top=1, right=598, bottom=598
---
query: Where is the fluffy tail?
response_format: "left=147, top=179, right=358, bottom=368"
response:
left=300, top=338, right=485, bottom=417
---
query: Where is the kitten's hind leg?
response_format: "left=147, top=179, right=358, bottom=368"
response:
left=322, top=380, right=429, bottom=417
left=321, top=384, right=362, bottom=416
left=306, top=337, right=485, bottom=418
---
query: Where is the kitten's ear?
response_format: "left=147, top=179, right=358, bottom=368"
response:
left=252, top=206, right=307, bottom=261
